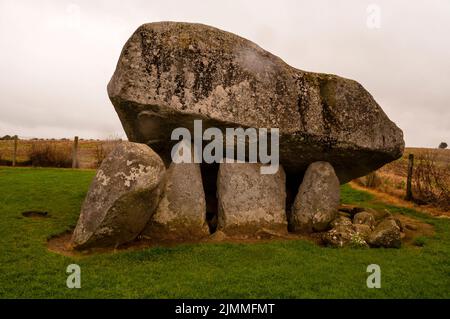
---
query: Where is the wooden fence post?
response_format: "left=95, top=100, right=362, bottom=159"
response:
left=72, top=136, right=79, bottom=169
left=12, top=135, right=18, bottom=167
left=406, top=153, right=414, bottom=201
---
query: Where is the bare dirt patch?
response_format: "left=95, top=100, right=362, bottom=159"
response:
left=47, top=228, right=319, bottom=257
left=47, top=216, right=432, bottom=257
left=22, top=210, right=49, bottom=218
left=393, top=213, right=435, bottom=245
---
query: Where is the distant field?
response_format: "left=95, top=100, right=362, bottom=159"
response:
left=359, top=148, right=450, bottom=212
left=0, top=139, right=119, bottom=168
left=0, top=167, right=449, bottom=298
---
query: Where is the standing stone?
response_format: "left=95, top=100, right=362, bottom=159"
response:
left=289, top=161, right=340, bottom=233
left=217, top=163, right=287, bottom=236
left=71, top=142, right=165, bottom=249
left=142, top=161, right=209, bottom=240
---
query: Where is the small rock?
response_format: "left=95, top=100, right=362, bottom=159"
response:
left=209, top=230, right=227, bottom=242
left=338, top=204, right=365, bottom=216
left=322, top=225, right=357, bottom=248
left=368, top=218, right=401, bottom=248
left=330, top=216, right=353, bottom=228
left=394, top=218, right=404, bottom=232
left=405, top=223, right=418, bottom=231
left=338, top=211, right=352, bottom=219
left=353, top=211, right=376, bottom=229
left=354, top=224, right=372, bottom=240
left=368, top=208, right=392, bottom=221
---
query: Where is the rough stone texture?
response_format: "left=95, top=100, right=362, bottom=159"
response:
left=209, top=230, right=227, bottom=242
left=142, top=161, right=209, bottom=240
left=289, top=162, right=340, bottom=233
left=353, top=211, right=376, bottom=229
left=394, top=218, right=404, bottom=232
left=217, top=163, right=287, bottom=236
left=368, top=218, right=402, bottom=248
left=330, top=216, right=353, bottom=228
left=354, top=224, right=372, bottom=241
left=71, top=142, right=165, bottom=249
left=338, top=204, right=365, bottom=216
left=108, top=21, right=404, bottom=183
left=368, top=208, right=392, bottom=221
left=322, top=225, right=356, bottom=248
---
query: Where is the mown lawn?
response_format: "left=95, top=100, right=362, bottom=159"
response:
left=0, top=167, right=448, bottom=298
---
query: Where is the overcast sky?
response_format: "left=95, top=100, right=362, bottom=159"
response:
left=0, top=0, right=449, bottom=147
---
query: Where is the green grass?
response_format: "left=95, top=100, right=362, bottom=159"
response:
left=0, top=167, right=449, bottom=298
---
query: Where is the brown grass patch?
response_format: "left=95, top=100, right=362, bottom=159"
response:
left=349, top=181, right=449, bottom=218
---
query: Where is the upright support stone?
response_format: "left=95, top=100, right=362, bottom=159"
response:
left=289, top=161, right=340, bottom=233
left=216, top=163, right=287, bottom=237
left=142, top=161, right=209, bottom=241
left=71, top=142, right=165, bottom=249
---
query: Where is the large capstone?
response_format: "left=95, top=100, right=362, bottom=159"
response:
left=71, top=142, right=165, bottom=249
left=289, top=161, right=340, bottom=233
left=216, top=163, right=287, bottom=236
left=142, top=161, right=209, bottom=240
left=108, top=22, right=404, bottom=183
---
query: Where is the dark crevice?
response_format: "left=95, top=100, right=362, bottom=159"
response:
left=200, top=162, right=220, bottom=234
left=285, top=172, right=304, bottom=232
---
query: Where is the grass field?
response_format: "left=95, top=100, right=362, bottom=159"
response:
left=0, top=167, right=449, bottom=298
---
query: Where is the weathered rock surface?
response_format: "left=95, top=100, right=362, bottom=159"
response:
left=209, top=230, right=227, bottom=242
left=322, top=225, right=355, bottom=247
left=368, top=218, right=402, bottom=248
left=330, top=216, right=353, bottom=228
left=217, top=163, right=287, bottom=236
left=108, top=21, right=404, bottom=183
left=353, top=211, right=376, bottom=229
left=367, top=208, right=392, bottom=221
left=354, top=224, right=372, bottom=241
left=142, top=161, right=209, bottom=240
left=338, top=204, right=365, bottom=216
left=289, top=162, right=340, bottom=233
left=71, top=142, right=165, bottom=249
